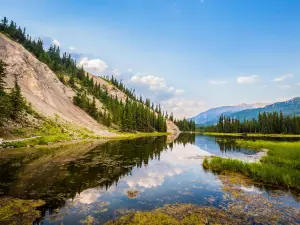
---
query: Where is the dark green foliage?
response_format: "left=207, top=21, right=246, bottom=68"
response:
left=0, top=60, right=26, bottom=123
left=204, top=111, right=300, bottom=134
left=0, top=60, right=9, bottom=123
left=174, top=118, right=196, bottom=132
left=9, top=75, right=26, bottom=120
left=0, top=60, right=7, bottom=96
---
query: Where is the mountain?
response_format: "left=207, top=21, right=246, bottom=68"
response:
left=230, top=97, right=300, bottom=121
left=190, top=103, right=267, bottom=125
left=0, top=33, right=113, bottom=136
left=0, top=30, right=179, bottom=139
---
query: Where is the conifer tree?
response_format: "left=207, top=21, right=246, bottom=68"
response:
left=9, top=75, right=25, bottom=120
left=0, top=60, right=7, bottom=96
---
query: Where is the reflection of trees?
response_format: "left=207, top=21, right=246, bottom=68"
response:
left=62, top=136, right=168, bottom=196
left=0, top=136, right=168, bottom=217
left=214, top=138, right=241, bottom=153
left=172, top=133, right=196, bottom=146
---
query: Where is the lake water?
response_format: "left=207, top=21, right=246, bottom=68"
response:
left=0, top=134, right=299, bottom=224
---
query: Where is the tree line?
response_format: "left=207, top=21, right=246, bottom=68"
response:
left=203, top=112, right=300, bottom=134
left=0, top=16, right=193, bottom=133
left=172, top=117, right=196, bottom=132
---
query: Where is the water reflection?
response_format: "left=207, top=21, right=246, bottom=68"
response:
left=0, top=134, right=299, bottom=225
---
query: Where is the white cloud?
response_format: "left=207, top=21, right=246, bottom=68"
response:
left=278, top=84, right=291, bottom=90
left=130, top=75, right=166, bottom=90
left=209, top=80, right=228, bottom=85
left=52, top=39, right=60, bottom=46
left=127, top=68, right=133, bottom=72
left=175, top=89, right=185, bottom=94
left=161, top=97, right=205, bottom=118
left=130, top=74, right=184, bottom=98
left=68, top=46, right=75, bottom=51
left=237, top=75, right=258, bottom=84
left=273, top=74, right=294, bottom=82
left=78, top=57, right=108, bottom=74
left=297, top=82, right=300, bottom=86
left=112, top=68, right=120, bottom=76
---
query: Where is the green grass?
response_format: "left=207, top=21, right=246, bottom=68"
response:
left=3, top=120, right=169, bottom=148
left=203, top=140, right=300, bottom=190
left=3, top=118, right=96, bottom=148
left=201, top=132, right=300, bottom=138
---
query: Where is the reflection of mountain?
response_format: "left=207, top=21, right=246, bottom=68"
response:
left=194, top=135, right=256, bottom=157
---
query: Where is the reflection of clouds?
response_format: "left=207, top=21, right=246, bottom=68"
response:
left=74, top=186, right=117, bottom=204
left=75, top=188, right=101, bottom=204
left=124, top=144, right=210, bottom=189
left=126, top=164, right=182, bottom=188
left=161, top=143, right=212, bottom=165
left=73, top=143, right=214, bottom=204
left=240, top=186, right=263, bottom=194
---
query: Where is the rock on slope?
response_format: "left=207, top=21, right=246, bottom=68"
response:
left=0, top=33, right=116, bottom=136
left=166, top=120, right=180, bottom=142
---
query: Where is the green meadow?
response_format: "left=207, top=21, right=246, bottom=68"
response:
left=203, top=140, right=300, bottom=190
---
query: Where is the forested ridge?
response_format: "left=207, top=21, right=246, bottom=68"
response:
left=0, top=16, right=195, bottom=132
left=203, top=111, right=300, bottom=134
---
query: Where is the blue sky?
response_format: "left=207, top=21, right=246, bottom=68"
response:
left=1, top=0, right=300, bottom=117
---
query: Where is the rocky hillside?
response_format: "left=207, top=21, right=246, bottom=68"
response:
left=0, top=33, right=116, bottom=136
left=0, top=32, right=179, bottom=136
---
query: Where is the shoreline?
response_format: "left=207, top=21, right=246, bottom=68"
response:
left=0, top=132, right=172, bottom=149
left=200, top=132, right=300, bottom=138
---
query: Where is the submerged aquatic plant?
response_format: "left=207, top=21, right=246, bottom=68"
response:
left=105, top=204, right=243, bottom=225
left=0, top=197, right=45, bottom=225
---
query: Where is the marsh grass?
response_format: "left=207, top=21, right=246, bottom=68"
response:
left=203, top=140, right=300, bottom=190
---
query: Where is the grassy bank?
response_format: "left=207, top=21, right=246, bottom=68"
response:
left=2, top=119, right=96, bottom=148
left=203, top=140, right=300, bottom=190
left=201, top=132, right=300, bottom=138
left=2, top=125, right=170, bottom=148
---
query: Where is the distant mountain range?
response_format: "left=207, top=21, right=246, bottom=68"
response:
left=190, top=97, right=300, bottom=126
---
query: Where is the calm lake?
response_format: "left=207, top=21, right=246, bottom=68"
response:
left=1, top=134, right=299, bottom=224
